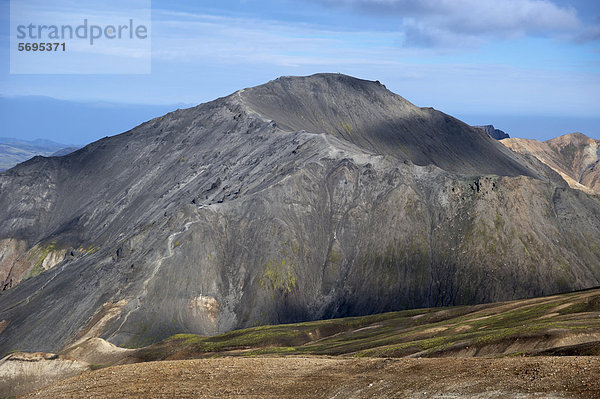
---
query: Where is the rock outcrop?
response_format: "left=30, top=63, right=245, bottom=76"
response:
left=473, top=125, right=510, bottom=140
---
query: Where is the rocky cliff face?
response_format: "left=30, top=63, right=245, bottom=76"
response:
left=1, top=74, right=599, bottom=353
left=472, top=125, right=510, bottom=140
left=502, top=133, right=600, bottom=194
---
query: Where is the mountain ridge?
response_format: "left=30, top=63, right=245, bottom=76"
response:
left=238, top=74, right=543, bottom=177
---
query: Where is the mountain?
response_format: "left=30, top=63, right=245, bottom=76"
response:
left=502, top=133, right=600, bottom=194
left=0, top=138, right=76, bottom=171
left=1, top=74, right=599, bottom=354
left=472, top=125, right=510, bottom=140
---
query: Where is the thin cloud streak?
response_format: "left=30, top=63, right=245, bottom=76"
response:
left=152, top=10, right=406, bottom=66
left=148, top=9, right=600, bottom=116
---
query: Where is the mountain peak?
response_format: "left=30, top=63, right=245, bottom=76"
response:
left=238, top=74, right=535, bottom=177
left=272, top=73, right=387, bottom=88
left=546, top=132, right=597, bottom=146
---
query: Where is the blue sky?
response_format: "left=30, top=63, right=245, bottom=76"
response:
left=0, top=0, right=599, bottom=144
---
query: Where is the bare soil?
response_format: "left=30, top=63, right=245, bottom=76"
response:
left=24, top=356, right=600, bottom=399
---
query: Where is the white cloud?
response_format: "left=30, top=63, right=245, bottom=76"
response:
left=308, top=0, right=585, bottom=46
left=145, top=9, right=600, bottom=117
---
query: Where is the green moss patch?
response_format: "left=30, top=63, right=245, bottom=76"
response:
left=133, top=288, right=600, bottom=361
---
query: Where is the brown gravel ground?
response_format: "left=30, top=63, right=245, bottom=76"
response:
left=23, top=356, right=599, bottom=399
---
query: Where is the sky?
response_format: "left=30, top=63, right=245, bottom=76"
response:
left=0, top=0, right=599, bottom=144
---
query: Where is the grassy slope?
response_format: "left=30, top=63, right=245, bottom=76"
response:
left=134, top=287, right=600, bottom=361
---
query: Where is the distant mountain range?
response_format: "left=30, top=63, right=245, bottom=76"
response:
left=0, top=138, right=78, bottom=171
left=0, top=95, right=191, bottom=152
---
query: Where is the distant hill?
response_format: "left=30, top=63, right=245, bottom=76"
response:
left=0, top=96, right=190, bottom=148
left=502, top=132, right=600, bottom=194
left=51, top=147, right=80, bottom=157
left=0, top=137, right=77, bottom=171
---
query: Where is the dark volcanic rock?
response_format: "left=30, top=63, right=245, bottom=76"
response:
left=0, top=74, right=599, bottom=353
left=473, top=125, right=510, bottom=140
left=242, top=76, right=524, bottom=175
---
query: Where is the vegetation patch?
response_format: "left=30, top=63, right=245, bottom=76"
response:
left=259, top=258, right=297, bottom=293
left=25, top=242, right=58, bottom=279
left=132, top=288, right=600, bottom=361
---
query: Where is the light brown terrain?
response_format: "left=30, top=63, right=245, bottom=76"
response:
left=3, top=287, right=599, bottom=398
left=502, top=133, right=600, bottom=194
left=24, top=356, right=600, bottom=399
left=0, top=352, right=88, bottom=398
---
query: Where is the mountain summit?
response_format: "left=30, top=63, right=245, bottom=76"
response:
left=1, top=74, right=599, bottom=353
left=240, top=74, right=534, bottom=175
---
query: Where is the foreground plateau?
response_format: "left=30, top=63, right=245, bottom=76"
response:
left=2, top=287, right=599, bottom=397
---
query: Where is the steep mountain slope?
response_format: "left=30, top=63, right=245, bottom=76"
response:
left=502, top=133, right=600, bottom=194
left=0, top=74, right=599, bottom=354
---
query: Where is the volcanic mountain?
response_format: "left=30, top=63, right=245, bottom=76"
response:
left=1, top=74, right=599, bottom=353
left=502, top=133, right=600, bottom=195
